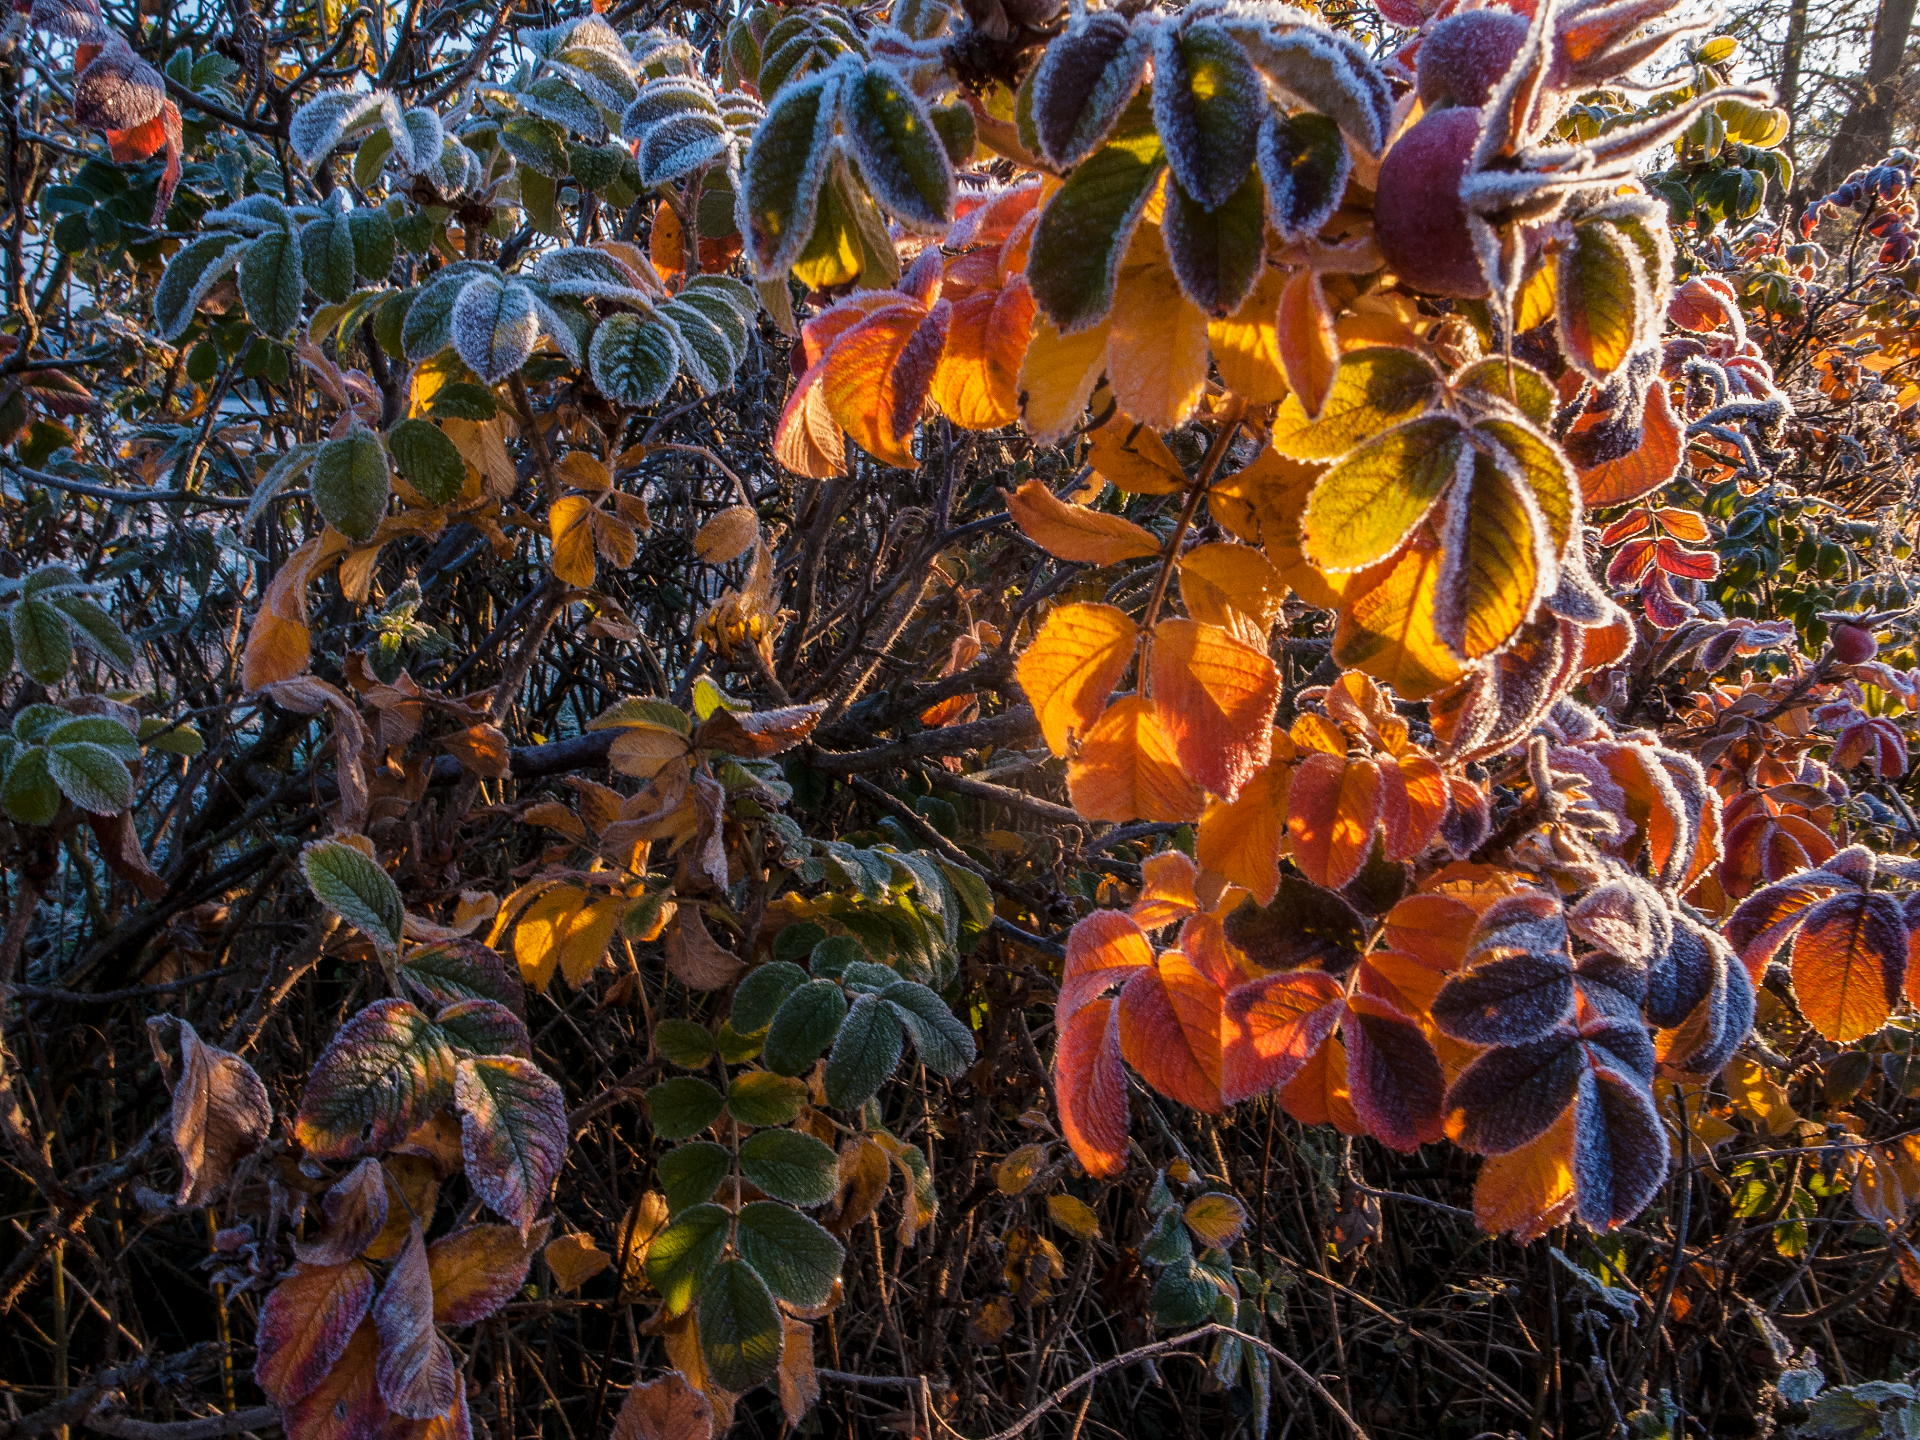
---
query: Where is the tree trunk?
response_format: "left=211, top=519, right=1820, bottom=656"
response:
left=1780, top=0, right=1809, bottom=168
left=1804, top=0, right=1918, bottom=198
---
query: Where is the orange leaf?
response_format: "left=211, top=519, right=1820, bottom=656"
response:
left=1383, top=893, right=1479, bottom=970
left=1060, top=908, right=1154, bottom=1025
left=1277, top=269, right=1339, bottom=418
left=1287, top=752, right=1385, bottom=891
left=1149, top=618, right=1280, bottom=801
left=1179, top=542, right=1285, bottom=648
left=1575, top=382, right=1682, bottom=507
left=1792, top=892, right=1906, bottom=1042
left=1208, top=266, right=1288, bottom=404
left=550, top=494, right=599, bottom=588
left=1108, top=229, right=1211, bottom=428
left=1195, top=754, right=1291, bottom=905
left=1087, top=414, right=1187, bottom=495
left=821, top=303, right=940, bottom=469
left=1055, top=998, right=1129, bottom=1178
left=1006, top=479, right=1163, bottom=565
left=1016, top=603, right=1138, bottom=756
left=931, top=281, right=1033, bottom=430
left=1473, top=1106, right=1577, bottom=1243
left=1130, top=849, right=1202, bottom=931
left=1392, top=754, right=1450, bottom=861
left=428, top=1221, right=548, bottom=1325
left=243, top=530, right=350, bottom=691
left=1066, top=695, right=1206, bottom=823
left=774, top=359, right=848, bottom=479
left=1332, top=531, right=1468, bottom=701
left=1118, top=952, right=1225, bottom=1112
left=1222, top=967, right=1341, bottom=1102
left=1280, top=1033, right=1362, bottom=1134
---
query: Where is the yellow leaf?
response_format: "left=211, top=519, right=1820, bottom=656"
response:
left=1302, top=417, right=1466, bottom=573
left=695, top=505, right=759, bottom=563
left=1006, top=479, right=1162, bottom=565
left=1724, top=1056, right=1799, bottom=1136
left=558, top=452, right=612, bottom=491
left=1107, top=228, right=1210, bottom=429
left=1270, top=347, right=1443, bottom=462
left=1208, top=266, right=1288, bottom=403
left=1183, top=1192, right=1247, bottom=1248
left=1179, top=542, right=1285, bottom=647
left=1196, top=753, right=1290, bottom=904
left=616, top=1191, right=671, bottom=1297
left=1066, top=695, right=1206, bottom=823
left=1433, top=454, right=1543, bottom=661
left=512, top=885, right=580, bottom=993
left=551, top=494, right=599, bottom=588
left=1019, top=313, right=1111, bottom=443
left=1015, top=603, right=1138, bottom=756
left=995, top=1144, right=1046, bottom=1195
left=558, top=896, right=625, bottom=987
left=1047, top=1193, right=1102, bottom=1239
left=1277, top=268, right=1339, bottom=418
left=778, top=1316, right=820, bottom=1428
left=544, top=1233, right=612, bottom=1291
left=1087, top=413, right=1187, bottom=495
left=1474, top=1107, right=1577, bottom=1244
left=1332, top=533, right=1468, bottom=701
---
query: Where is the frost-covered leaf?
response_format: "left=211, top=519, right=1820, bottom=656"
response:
left=1151, top=21, right=1265, bottom=211
left=1028, top=12, right=1151, bottom=170
left=300, top=837, right=405, bottom=950
left=154, top=231, right=249, bottom=341
left=302, top=209, right=358, bottom=304
left=254, top=1260, right=375, bottom=1403
left=639, top=111, right=732, bottom=187
left=10, top=599, right=73, bottom=685
left=290, top=89, right=400, bottom=170
left=736, top=1201, right=843, bottom=1307
left=373, top=1225, right=459, bottom=1419
left=737, top=1128, right=839, bottom=1206
left=451, top=275, right=541, bottom=384
left=455, top=1055, right=567, bottom=1236
left=741, top=67, right=843, bottom=278
left=1257, top=110, right=1350, bottom=243
left=294, top=999, right=456, bottom=1158
left=841, top=60, right=953, bottom=231
left=238, top=229, right=305, bottom=338
left=154, top=1017, right=273, bottom=1207
left=310, top=429, right=392, bottom=542
left=880, top=981, right=976, bottom=1077
left=46, top=740, right=133, bottom=813
left=590, top=312, right=681, bottom=407
left=1027, top=98, right=1164, bottom=333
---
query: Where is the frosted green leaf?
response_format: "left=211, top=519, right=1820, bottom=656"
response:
left=300, top=836, right=405, bottom=949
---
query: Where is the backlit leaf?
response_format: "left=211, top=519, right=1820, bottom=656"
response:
left=1303, top=416, right=1466, bottom=573
left=1006, top=479, right=1161, bottom=564
left=840, top=60, right=953, bottom=231
left=295, top=998, right=456, bottom=1160
left=1149, top=618, right=1279, bottom=801
left=1066, top=695, right=1207, bottom=823
left=1433, top=453, right=1547, bottom=661
left=1791, top=892, right=1906, bottom=1043
left=1119, top=952, right=1226, bottom=1112
left=454, top=1055, right=567, bottom=1236
left=1027, top=101, right=1165, bottom=333
left=1221, top=967, right=1341, bottom=1102
left=1556, top=222, right=1644, bottom=381
left=1270, top=347, right=1442, bottom=461
left=1107, top=228, right=1212, bottom=428
left=1017, top=602, right=1137, bottom=757
left=1285, top=752, right=1384, bottom=891
left=1055, top=998, right=1128, bottom=1177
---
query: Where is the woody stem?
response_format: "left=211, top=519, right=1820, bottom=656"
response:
left=1139, top=400, right=1248, bottom=637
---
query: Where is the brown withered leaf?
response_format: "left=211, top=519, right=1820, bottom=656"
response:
left=293, top=1157, right=390, bottom=1266
left=149, top=1016, right=272, bottom=1207
left=86, top=809, right=167, bottom=900
left=663, top=907, right=746, bottom=991
left=968, top=1295, right=1015, bottom=1345
left=374, top=1224, right=459, bottom=1419
left=444, top=722, right=511, bottom=778
left=821, top=1138, right=891, bottom=1237
left=691, top=702, right=826, bottom=758
left=778, top=1318, right=820, bottom=1427
left=610, top=1369, right=714, bottom=1440
left=365, top=1154, right=440, bottom=1261
left=617, top=1191, right=671, bottom=1298
left=543, top=1232, right=612, bottom=1291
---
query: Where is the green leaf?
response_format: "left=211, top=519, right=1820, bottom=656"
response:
left=880, top=982, right=976, bottom=1078
left=425, top=381, right=499, bottom=420
left=737, top=1128, right=839, bottom=1207
left=154, top=231, right=250, bottom=341
left=726, top=1071, right=808, bottom=1128
left=741, top=67, right=842, bottom=278
left=293, top=997, right=457, bottom=1158
left=385, top=419, right=465, bottom=506
left=657, top=1141, right=730, bottom=1215
left=733, top=961, right=810, bottom=1033
left=1, top=747, right=61, bottom=826
left=763, top=979, right=848, bottom=1077
left=1027, top=98, right=1165, bottom=334
left=697, top=1258, right=782, bottom=1391
left=644, top=1202, right=731, bottom=1313
left=1151, top=20, right=1265, bottom=211
left=301, top=211, right=358, bottom=304
left=588, top=312, right=681, bottom=408
left=1163, top=169, right=1267, bottom=318
left=349, top=207, right=397, bottom=282
left=354, top=129, right=394, bottom=190
left=138, top=716, right=205, bottom=756
left=501, top=116, right=572, bottom=179
left=654, top=1018, right=716, bottom=1068
left=300, top=837, right=405, bottom=950
left=1302, top=416, right=1467, bottom=573
left=311, top=430, right=392, bottom=542
left=840, top=61, right=953, bottom=231
left=823, top=992, right=903, bottom=1108
left=10, top=599, right=73, bottom=685
left=11, top=705, right=67, bottom=743
left=45, top=741, right=133, bottom=814
left=1270, top=347, right=1445, bottom=461
left=239, top=229, right=306, bottom=339
left=45, top=716, right=139, bottom=758
left=646, top=1076, right=726, bottom=1140
left=48, top=595, right=135, bottom=668
left=1152, top=1255, right=1223, bottom=1328
left=735, top=1201, right=843, bottom=1307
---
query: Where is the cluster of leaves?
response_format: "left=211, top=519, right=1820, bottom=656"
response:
left=11, top=0, right=1920, bottom=1434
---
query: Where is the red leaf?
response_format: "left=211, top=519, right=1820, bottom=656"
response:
left=1059, top=909, right=1153, bottom=1027
left=1055, top=998, right=1129, bottom=1178
left=1118, top=953, right=1226, bottom=1112
left=1221, top=968, right=1342, bottom=1103
left=292, top=1158, right=390, bottom=1267
left=1286, top=752, right=1385, bottom=890
left=282, top=1320, right=384, bottom=1440
left=453, top=1056, right=567, bottom=1237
